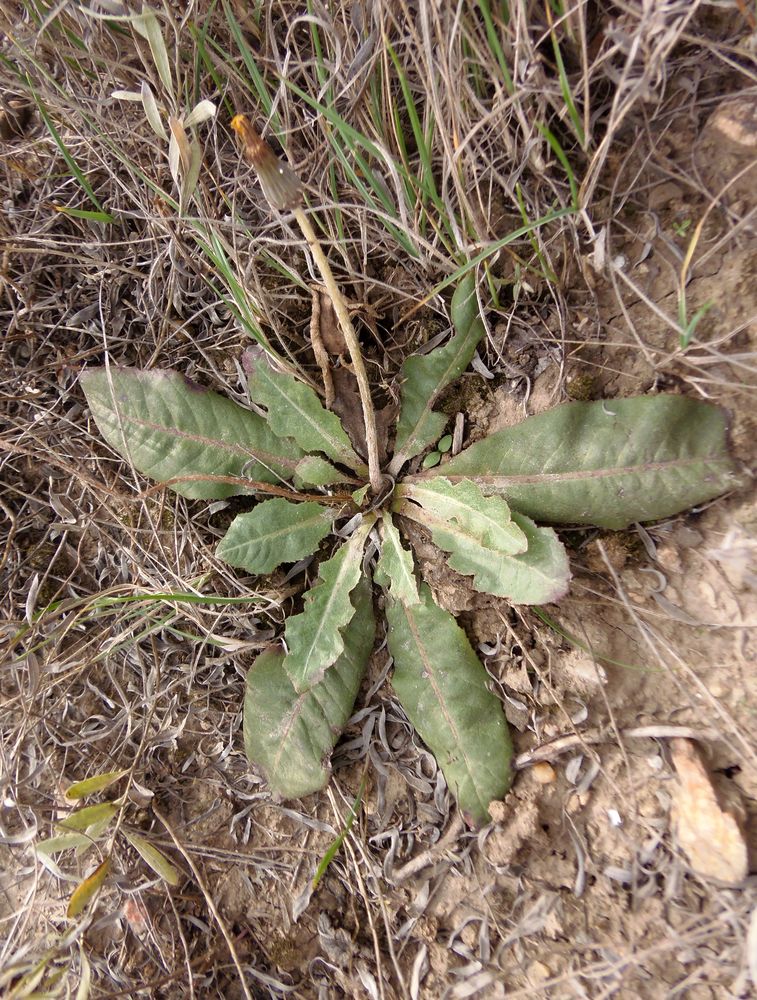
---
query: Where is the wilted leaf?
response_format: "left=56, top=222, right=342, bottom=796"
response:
left=65, top=771, right=126, bottom=800
left=140, top=80, right=167, bottom=140
left=77, top=943, right=91, bottom=1000
left=389, top=274, right=485, bottom=474
left=330, top=366, right=369, bottom=460
left=81, top=367, right=303, bottom=499
left=133, top=5, right=174, bottom=100
left=374, top=515, right=420, bottom=605
left=123, top=830, right=181, bottom=885
left=216, top=499, right=332, bottom=575
left=432, top=396, right=741, bottom=529
left=182, top=136, right=203, bottom=206
left=67, top=857, right=110, bottom=918
left=398, top=477, right=527, bottom=553
left=284, top=520, right=372, bottom=691
left=244, top=577, right=375, bottom=798
left=184, top=99, right=216, bottom=128
left=386, top=585, right=512, bottom=825
left=248, top=356, right=367, bottom=475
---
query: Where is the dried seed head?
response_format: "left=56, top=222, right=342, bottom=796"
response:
left=231, top=114, right=304, bottom=211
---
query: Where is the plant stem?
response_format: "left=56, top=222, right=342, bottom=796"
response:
left=293, top=207, right=382, bottom=494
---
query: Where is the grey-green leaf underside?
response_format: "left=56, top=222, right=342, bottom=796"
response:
left=399, top=477, right=527, bottom=553
left=244, top=577, right=375, bottom=798
left=424, top=396, right=742, bottom=529
left=248, top=356, right=367, bottom=475
left=284, top=519, right=372, bottom=692
left=398, top=497, right=569, bottom=604
left=386, top=585, right=512, bottom=826
left=81, top=367, right=303, bottom=499
left=389, top=274, right=485, bottom=475
left=216, top=499, right=332, bottom=575
left=375, top=515, right=420, bottom=605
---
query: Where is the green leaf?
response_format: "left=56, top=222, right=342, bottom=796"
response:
left=244, top=577, right=375, bottom=798
left=294, top=455, right=347, bottom=488
left=351, top=484, right=370, bottom=506
left=389, top=274, right=486, bottom=474
left=248, top=357, right=367, bottom=475
left=284, top=519, right=372, bottom=691
left=56, top=803, right=118, bottom=833
left=37, top=832, right=93, bottom=856
left=375, top=515, right=420, bottom=604
left=386, top=585, right=512, bottom=826
left=81, top=367, right=303, bottom=499
left=421, top=451, right=441, bottom=469
left=312, top=774, right=367, bottom=889
left=122, top=830, right=181, bottom=885
left=399, top=477, right=527, bottom=553
left=53, top=205, right=118, bottom=223
left=398, top=496, right=569, bottom=604
left=216, top=499, right=332, bottom=575
left=428, top=396, right=742, bottom=529
left=65, top=771, right=127, bottom=800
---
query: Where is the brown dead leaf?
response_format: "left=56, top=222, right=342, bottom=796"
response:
left=329, top=368, right=396, bottom=466
left=0, top=95, right=32, bottom=140
left=313, top=288, right=348, bottom=355
left=331, top=365, right=366, bottom=459
left=670, top=738, right=748, bottom=885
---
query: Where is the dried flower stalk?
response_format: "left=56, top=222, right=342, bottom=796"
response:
left=232, top=114, right=381, bottom=493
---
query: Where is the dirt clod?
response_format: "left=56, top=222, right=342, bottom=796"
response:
left=670, top=738, right=749, bottom=885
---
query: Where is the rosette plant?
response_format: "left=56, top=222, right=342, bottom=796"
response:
left=80, top=120, right=740, bottom=825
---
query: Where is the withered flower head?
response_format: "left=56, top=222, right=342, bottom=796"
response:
left=231, top=114, right=304, bottom=211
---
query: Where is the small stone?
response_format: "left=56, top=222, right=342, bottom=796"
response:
left=528, top=961, right=552, bottom=984
left=707, top=97, right=757, bottom=148
left=566, top=791, right=590, bottom=814
left=656, top=542, right=682, bottom=575
left=531, top=762, right=557, bottom=784
left=670, top=738, right=748, bottom=885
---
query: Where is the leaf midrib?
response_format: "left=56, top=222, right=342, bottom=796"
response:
left=287, top=528, right=366, bottom=688
left=403, top=483, right=524, bottom=550
left=258, top=369, right=361, bottom=469
left=97, top=406, right=301, bottom=471
left=402, top=603, right=486, bottom=815
left=415, top=454, right=733, bottom=486
left=221, top=509, right=329, bottom=557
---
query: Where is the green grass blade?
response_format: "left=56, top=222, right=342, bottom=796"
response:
left=31, top=92, right=112, bottom=217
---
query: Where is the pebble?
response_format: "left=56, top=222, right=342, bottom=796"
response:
left=528, top=960, right=552, bottom=984
left=531, top=761, right=557, bottom=784
left=707, top=97, right=757, bottom=148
